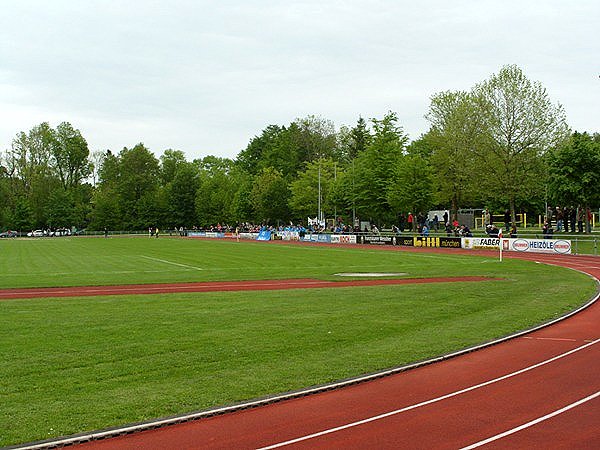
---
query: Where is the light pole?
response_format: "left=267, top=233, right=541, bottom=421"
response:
left=318, top=160, right=322, bottom=224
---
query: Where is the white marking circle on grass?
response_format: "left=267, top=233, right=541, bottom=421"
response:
left=334, top=272, right=408, bottom=277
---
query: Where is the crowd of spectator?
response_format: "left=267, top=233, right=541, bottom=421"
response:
left=168, top=206, right=595, bottom=240
left=546, top=206, right=592, bottom=234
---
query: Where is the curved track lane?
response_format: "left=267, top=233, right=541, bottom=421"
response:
left=40, top=252, right=600, bottom=449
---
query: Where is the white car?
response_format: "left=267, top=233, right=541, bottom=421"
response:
left=27, top=229, right=45, bottom=237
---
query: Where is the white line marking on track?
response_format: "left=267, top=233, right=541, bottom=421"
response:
left=459, top=390, right=600, bottom=449
left=522, top=337, right=578, bottom=342
left=256, top=338, right=600, bottom=450
left=140, top=255, right=204, bottom=270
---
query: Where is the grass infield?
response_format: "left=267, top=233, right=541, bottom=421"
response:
left=0, top=237, right=596, bottom=446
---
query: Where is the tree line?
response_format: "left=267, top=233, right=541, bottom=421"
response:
left=1, top=65, right=599, bottom=233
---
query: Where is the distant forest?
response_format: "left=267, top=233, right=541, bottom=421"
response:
left=1, top=65, right=599, bottom=232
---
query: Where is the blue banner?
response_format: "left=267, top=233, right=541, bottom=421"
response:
left=257, top=230, right=272, bottom=241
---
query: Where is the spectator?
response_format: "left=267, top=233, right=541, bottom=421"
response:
left=407, top=212, right=414, bottom=232
left=460, top=225, right=473, bottom=237
left=542, top=222, right=553, bottom=239
left=510, top=224, right=518, bottom=238
left=486, top=224, right=500, bottom=238
left=555, top=206, right=563, bottom=232
left=445, top=222, right=453, bottom=237
left=577, top=206, right=584, bottom=233
left=483, top=208, right=491, bottom=228
left=504, top=209, right=511, bottom=232
left=547, top=206, right=554, bottom=225
left=570, top=206, right=577, bottom=233
left=417, top=212, right=425, bottom=230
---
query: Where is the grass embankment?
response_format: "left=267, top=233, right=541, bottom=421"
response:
left=0, top=237, right=596, bottom=446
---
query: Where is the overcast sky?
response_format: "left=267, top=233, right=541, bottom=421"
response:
left=1, top=1, right=598, bottom=160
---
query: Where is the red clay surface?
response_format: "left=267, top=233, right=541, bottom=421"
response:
left=20, top=249, right=600, bottom=449
left=0, top=276, right=496, bottom=300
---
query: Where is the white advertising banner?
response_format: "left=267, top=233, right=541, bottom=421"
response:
left=462, top=237, right=501, bottom=250
left=239, top=232, right=259, bottom=240
left=330, top=234, right=357, bottom=244
left=279, top=231, right=300, bottom=241
left=502, top=238, right=572, bottom=254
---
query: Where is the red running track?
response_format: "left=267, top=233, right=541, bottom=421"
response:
left=34, top=252, right=600, bottom=449
left=0, top=276, right=496, bottom=300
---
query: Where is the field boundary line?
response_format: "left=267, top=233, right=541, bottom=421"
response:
left=139, top=255, right=204, bottom=270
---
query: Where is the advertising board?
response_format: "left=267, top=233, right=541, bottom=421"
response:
left=396, top=236, right=415, bottom=247
left=301, top=233, right=332, bottom=243
left=502, top=238, right=572, bottom=254
left=358, top=235, right=395, bottom=245
left=462, top=237, right=501, bottom=250
left=279, top=231, right=300, bottom=241
left=413, top=236, right=462, bottom=248
left=330, top=234, right=357, bottom=244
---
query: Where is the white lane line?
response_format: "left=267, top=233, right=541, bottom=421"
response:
left=140, top=255, right=204, bottom=271
left=460, top=390, right=600, bottom=449
left=256, top=338, right=599, bottom=450
left=522, top=337, right=578, bottom=342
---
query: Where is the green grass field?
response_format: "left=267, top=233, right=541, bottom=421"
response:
left=0, top=236, right=597, bottom=446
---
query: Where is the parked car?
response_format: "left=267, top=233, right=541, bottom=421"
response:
left=27, top=229, right=45, bottom=237
left=52, top=228, right=72, bottom=237
left=0, top=230, right=17, bottom=238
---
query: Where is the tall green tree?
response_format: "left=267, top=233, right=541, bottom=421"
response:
left=118, top=144, right=161, bottom=229
left=92, top=144, right=161, bottom=230
left=165, top=161, right=199, bottom=228
left=250, top=167, right=290, bottom=224
left=237, top=116, right=341, bottom=180
left=352, top=111, right=408, bottom=224
left=51, top=122, right=91, bottom=190
left=388, top=146, right=434, bottom=216
left=236, top=125, right=286, bottom=175
left=547, top=131, right=600, bottom=231
left=5, top=123, right=59, bottom=228
left=195, top=156, right=237, bottom=227
left=160, top=149, right=188, bottom=184
left=472, top=64, right=569, bottom=224
left=89, top=150, right=121, bottom=229
left=426, top=91, right=483, bottom=216
left=293, top=115, right=340, bottom=162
